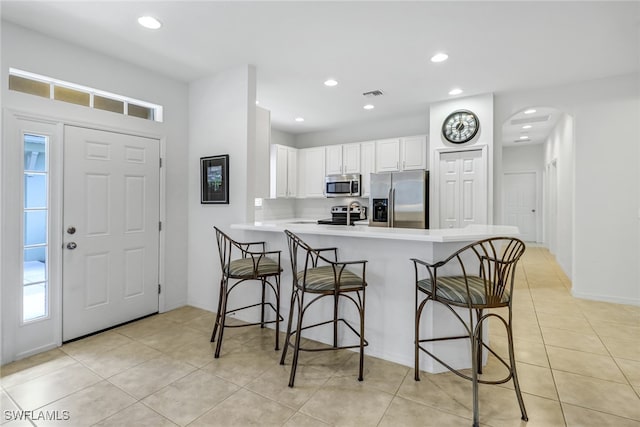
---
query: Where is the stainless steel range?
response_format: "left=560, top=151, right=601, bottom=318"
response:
left=317, top=205, right=367, bottom=226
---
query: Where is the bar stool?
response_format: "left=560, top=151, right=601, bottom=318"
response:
left=211, top=226, right=283, bottom=358
left=412, top=237, right=527, bottom=427
left=280, top=230, right=368, bottom=387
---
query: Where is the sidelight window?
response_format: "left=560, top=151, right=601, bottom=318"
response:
left=23, top=133, right=48, bottom=322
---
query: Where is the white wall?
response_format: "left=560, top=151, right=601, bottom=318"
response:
left=187, top=65, right=257, bottom=312
left=1, top=21, right=190, bottom=361
left=495, top=73, right=639, bottom=305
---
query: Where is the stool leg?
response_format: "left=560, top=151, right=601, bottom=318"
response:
left=288, top=292, right=305, bottom=387
left=358, top=289, right=366, bottom=382
left=333, top=292, right=339, bottom=348
left=508, top=318, right=528, bottom=421
left=414, top=291, right=421, bottom=381
left=260, top=278, right=266, bottom=328
left=211, top=278, right=225, bottom=343
left=471, top=332, right=480, bottom=427
left=476, top=309, right=483, bottom=375
left=214, top=278, right=229, bottom=358
left=275, top=275, right=281, bottom=351
left=280, top=289, right=297, bottom=365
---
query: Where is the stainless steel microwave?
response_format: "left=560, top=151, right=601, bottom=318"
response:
left=324, top=174, right=361, bottom=198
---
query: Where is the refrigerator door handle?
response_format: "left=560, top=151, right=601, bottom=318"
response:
left=388, top=188, right=393, bottom=227
left=390, top=188, right=396, bottom=227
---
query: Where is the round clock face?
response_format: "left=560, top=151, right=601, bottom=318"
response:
left=442, top=110, right=479, bottom=144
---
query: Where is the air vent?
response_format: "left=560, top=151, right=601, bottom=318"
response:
left=363, top=90, right=384, bottom=97
left=510, top=115, right=550, bottom=125
left=514, top=139, right=531, bottom=143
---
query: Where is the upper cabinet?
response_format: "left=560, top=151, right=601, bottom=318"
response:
left=297, top=146, right=325, bottom=198
left=375, top=135, right=426, bottom=172
left=360, top=141, right=376, bottom=197
left=270, top=144, right=297, bottom=198
left=325, top=143, right=360, bottom=175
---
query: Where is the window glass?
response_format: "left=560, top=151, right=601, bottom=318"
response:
left=128, top=103, right=154, bottom=120
left=24, top=174, right=47, bottom=209
left=54, top=85, right=90, bottom=106
left=24, top=211, right=47, bottom=246
left=9, top=75, right=50, bottom=98
left=94, top=95, right=124, bottom=114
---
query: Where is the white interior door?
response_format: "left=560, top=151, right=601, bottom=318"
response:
left=63, top=126, right=159, bottom=341
left=503, top=172, right=537, bottom=242
left=439, top=150, right=486, bottom=228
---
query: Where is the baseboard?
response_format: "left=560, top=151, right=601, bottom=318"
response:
left=571, top=290, right=640, bottom=307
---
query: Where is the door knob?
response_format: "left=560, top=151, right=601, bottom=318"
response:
left=66, top=242, right=77, bottom=250
left=67, top=226, right=76, bottom=234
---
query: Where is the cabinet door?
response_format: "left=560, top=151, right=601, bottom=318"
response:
left=375, top=138, right=401, bottom=172
left=360, top=142, right=375, bottom=197
left=274, top=145, right=289, bottom=198
left=287, top=147, right=297, bottom=197
left=325, top=145, right=343, bottom=175
left=303, top=147, right=326, bottom=197
left=401, top=136, right=426, bottom=170
left=343, top=143, right=361, bottom=174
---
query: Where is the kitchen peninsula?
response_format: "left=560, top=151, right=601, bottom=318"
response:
left=231, top=221, right=520, bottom=373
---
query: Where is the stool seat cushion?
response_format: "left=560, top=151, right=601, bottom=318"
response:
left=297, top=265, right=365, bottom=292
left=227, top=257, right=281, bottom=277
left=417, top=276, right=510, bottom=306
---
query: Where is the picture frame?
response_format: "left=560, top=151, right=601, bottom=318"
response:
left=200, top=154, right=229, bottom=204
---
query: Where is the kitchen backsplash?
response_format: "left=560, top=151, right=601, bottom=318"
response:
left=257, top=197, right=368, bottom=221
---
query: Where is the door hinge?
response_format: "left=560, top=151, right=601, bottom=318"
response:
left=158, top=284, right=161, bottom=294
left=159, top=221, right=162, bottom=231
left=159, top=157, right=163, bottom=168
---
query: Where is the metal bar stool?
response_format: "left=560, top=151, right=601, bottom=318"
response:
left=280, top=230, right=368, bottom=387
left=211, top=226, right=283, bottom=358
left=412, top=237, right=527, bottom=427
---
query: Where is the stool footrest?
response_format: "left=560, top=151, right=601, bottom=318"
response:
left=284, top=317, right=369, bottom=352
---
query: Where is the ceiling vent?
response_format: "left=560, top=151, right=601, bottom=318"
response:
left=510, top=115, right=550, bottom=125
left=363, top=90, right=384, bottom=97
left=514, top=139, right=531, bottom=143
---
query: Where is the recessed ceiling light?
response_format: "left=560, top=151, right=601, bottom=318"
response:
left=363, top=104, right=375, bottom=110
left=431, top=53, right=449, bottom=63
left=524, top=109, right=536, bottom=114
left=448, top=88, right=463, bottom=96
left=324, top=79, right=338, bottom=87
left=522, top=125, right=532, bottom=129
left=295, top=117, right=304, bottom=122
left=255, top=100, right=259, bottom=105
left=519, top=135, right=529, bottom=140
left=138, top=16, right=162, bottom=30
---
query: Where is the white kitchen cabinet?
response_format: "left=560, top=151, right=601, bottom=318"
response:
left=270, top=144, right=297, bottom=198
left=297, top=146, right=325, bottom=198
left=325, top=143, right=360, bottom=175
left=375, top=135, right=426, bottom=172
left=360, top=141, right=375, bottom=197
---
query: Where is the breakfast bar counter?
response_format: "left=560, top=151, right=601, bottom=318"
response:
left=230, top=221, right=520, bottom=373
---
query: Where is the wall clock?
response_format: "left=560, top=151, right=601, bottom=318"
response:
left=442, top=110, right=479, bottom=144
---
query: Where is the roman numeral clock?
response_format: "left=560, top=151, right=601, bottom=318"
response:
left=442, top=110, right=479, bottom=144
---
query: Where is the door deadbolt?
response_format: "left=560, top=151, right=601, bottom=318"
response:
left=67, top=226, right=76, bottom=234
left=66, top=242, right=77, bottom=250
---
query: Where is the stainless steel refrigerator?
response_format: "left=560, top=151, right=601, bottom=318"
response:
left=369, top=170, right=429, bottom=229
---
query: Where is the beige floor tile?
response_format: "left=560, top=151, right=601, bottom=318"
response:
left=600, top=335, right=640, bottom=361
left=77, top=341, right=161, bottom=378
left=537, top=312, right=594, bottom=335
left=481, top=359, right=558, bottom=400
left=182, top=311, right=218, bottom=335
left=94, top=402, right=177, bottom=427
left=107, top=356, right=195, bottom=399
left=60, top=331, right=133, bottom=361
left=616, top=358, right=640, bottom=386
left=553, top=370, right=640, bottom=420
left=579, top=301, right=640, bottom=326
left=36, top=380, right=135, bottom=426
left=401, top=371, right=473, bottom=417
left=488, top=335, right=550, bottom=368
left=136, top=324, right=208, bottom=353
left=114, top=316, right=178, bottom=340
left=332, top=352, right=410, bottom=395
left=245, top=363, right=330, bottom=410
left=562, top=402, right=640, bottom=427
left=279, top=344, right=353, bottom=379
left=142, top=370, right=239, bottom=426
left=5, top=363, right=101, bottom=410
left=0, top=350, right=76, bottom=389
left=283, top=412, right=329, bottom=426
left=477, top=387, right=564, bottom=427
left=190, top=388, right=295, bottom=427
left=1, top=390, right=19, bottom=425
left=156, top=305, right=211, bottom=324
left=200, top=344, right=277, bottom=386
left=299, top=376, right=394, bottom=426
left=541, top=327, right=608, bottom=355
left=546, top=345, right=627, bottom=383
left=162, top=339, right=218, bottom=368
left=591, top=320, right=640, bottom=341
left=378, top=395, right=472, bottom=427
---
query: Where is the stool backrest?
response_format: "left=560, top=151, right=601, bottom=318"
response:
left=284, top=230, right=337, bottom=287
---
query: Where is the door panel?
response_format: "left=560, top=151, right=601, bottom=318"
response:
left=63, top=126, right=159, bottom=341
left=439, top=150, right=486, bottom=228
left=503, top=172, right=537, bottom=242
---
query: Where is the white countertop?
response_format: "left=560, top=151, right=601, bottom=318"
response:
left=231, top=219, right=520, bottom=243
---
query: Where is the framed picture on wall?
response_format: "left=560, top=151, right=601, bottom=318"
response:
left=200, top=154, right=229, bottom=204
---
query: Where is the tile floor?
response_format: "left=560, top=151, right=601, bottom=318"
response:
left=1, top=246, right=639, bottom=426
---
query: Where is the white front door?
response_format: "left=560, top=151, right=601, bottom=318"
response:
left=503, top=172, right=537, bottom=242
left=439, top=149, right=486, bottom=228
left=62, top=126, right=160, bottom=341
